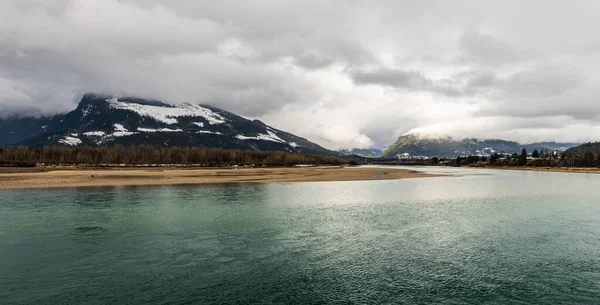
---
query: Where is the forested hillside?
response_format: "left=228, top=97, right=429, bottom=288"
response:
left=0, top=145, right=355, bottom=167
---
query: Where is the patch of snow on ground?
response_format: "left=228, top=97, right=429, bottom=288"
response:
left=289, top=142, right=299, bottom=148
left=112, top=131, right=138, bottom=137
left=197, top=130, right=223, bottom=135
left=83, top=131, right=106, bottom=136
left=84, top=130, right=136, bottom=144
left=108, top=98, right=226, bottom=125
left=138, top=127, right=183, bottom=133
left=70, top=133, right=79, bottom=137
left=192, top=122, right=204, bottom=127
left=58, top=136, right=82, bottom=146
left=114, top=124, right=128, bottom=132
left=112, top=125, right=137, bottom=137
left=236, top=130, right=286, bottom=143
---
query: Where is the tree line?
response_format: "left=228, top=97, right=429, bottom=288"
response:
left=557, top=142, right=600, bottom=167
left=445, top=145, right=600, bottom=168
left=455, top=148, right=534, bottom=167
left=0, top=145, right=357, bottom=167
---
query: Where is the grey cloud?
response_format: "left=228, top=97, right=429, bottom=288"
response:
left=454, top=68, right=583, bottom=98
left=459, top=30, right=531, bottom=65
left=464, top=71, right=497, bottom=88
left=1, top=1, right=226, bottom=57
left=0, top=102, right=46, bottom=118
left=2, top=0, right=600, bottom=148
left=499, top=68, right=584, bottom=98
left=293, top=53, right=334, bottom=70
left=351, top=66, right=585, bottom=102
left=351, top=68, right=469, bottom=97
left=359, top=115, right=419, bottom=148
left=474, top=87, right=600, bottom=121
left=252, top=36, right=376, bottom=70
left=352, top=69, right=432, bottom=89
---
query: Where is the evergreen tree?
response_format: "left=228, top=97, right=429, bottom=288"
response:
left=519, top=148, right=527, bottom=166
left=583, top=152, right=595, bottom=167
left=490, top=152, right=500, bottom=164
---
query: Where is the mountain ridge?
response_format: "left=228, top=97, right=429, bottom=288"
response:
left=382, top=134, right=580, bottom=158
left=338, top=148, right=383, bottom=158
left=0, top=94, right=584, bottom=157
left=0, top=94, right=334, bottom=155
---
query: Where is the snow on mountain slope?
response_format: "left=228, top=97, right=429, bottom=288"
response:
left=107, top=98, right=226, bottom=125
left=83, top=131, right=106, bottom=136
left=236, top=130, right=286, bottom=143
left=7, top=93, right=335, bottom=155
left=197, top=130, right=223, bottom=135
left=137, top=127, right=183, bottom=133
left=113, top=124, right=127, bottom=132
left=112, top=124, right=138, bottom=137
left=58, top=136, right=82, bottom=146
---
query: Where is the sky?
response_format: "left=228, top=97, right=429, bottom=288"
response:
left=1, top=0, right=600, bottom=149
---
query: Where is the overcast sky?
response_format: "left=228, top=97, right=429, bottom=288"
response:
left=1, top=0, right=600, bottom=149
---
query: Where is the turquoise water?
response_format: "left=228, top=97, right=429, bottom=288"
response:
left=2, top=167, right=600, bottom=304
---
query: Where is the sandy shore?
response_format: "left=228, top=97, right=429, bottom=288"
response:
left=0, top=166, right=443, bottom=189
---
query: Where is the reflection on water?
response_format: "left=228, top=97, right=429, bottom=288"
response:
left=2, top=167, right=600, bottom=304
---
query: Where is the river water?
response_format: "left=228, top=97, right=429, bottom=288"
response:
left=2, top=167, right=600, bottom=304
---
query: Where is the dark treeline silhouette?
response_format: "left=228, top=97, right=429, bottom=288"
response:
left=558, top=142, right=600, bottom=167
left=0, top=145, right=357, bottom=167
left=452, top=149, right=561, bottom=167
left=428, top=144, right=600, bottom=168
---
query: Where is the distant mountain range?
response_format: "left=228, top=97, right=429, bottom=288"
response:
left=0, top=94, right=585, bottom=158
left=338, top=148, right=383, bottom=158
left=565, top=142, right=600, bottom=155
left=0, top=94, right=333, bottom=155
left=382, top=134, right=580, bottom=158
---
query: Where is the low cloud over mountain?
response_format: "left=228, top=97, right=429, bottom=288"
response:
left=2, top=1, right=600, bottom=149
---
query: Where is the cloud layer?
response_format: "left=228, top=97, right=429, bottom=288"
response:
left=1, top=0, right=600, bottom=149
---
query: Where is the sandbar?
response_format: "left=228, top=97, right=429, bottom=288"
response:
left=0, top=166, right=444, bottom=189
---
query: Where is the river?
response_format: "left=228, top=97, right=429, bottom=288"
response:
left=2, top=167, right=600, bottom=304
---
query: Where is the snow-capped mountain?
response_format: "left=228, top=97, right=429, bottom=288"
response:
left=382, top=134, right=579, bottom=158
left=338, top=148, right=383, bottom=158
left=0, top=94, right=333, bottom=155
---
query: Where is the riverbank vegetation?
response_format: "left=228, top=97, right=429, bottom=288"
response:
left=0, top=145, right=356, bottom=167
left=357, top=142, right=600, bottom=169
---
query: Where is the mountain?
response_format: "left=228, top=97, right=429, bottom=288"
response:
left=338, top=148, right=383, bottom=158
left=0, top=115, right=63, bottom=146
left=523, top=142, right=581, bottom=153
left=382, top=134, right=579, bottom=158
left=565, top=142, right=600, bottom=155
left=0, top=93, right=333, bottom=155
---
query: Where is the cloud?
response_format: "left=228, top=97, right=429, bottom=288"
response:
left=459, top=30, right=531, bottom=65
left=1, top=0, right=225, bottom=55
left=1, top=0, right=600, bottom=148
left=351, top=65, right=585, bottom=101
left=352, top=69, right=431, bottom=89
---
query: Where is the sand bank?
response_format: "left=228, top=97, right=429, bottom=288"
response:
left=0, top=166, right=443, bottom=189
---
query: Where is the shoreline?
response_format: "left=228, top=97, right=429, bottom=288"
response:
left=482, top=166, right=600, bottom=174
left=0, top=166, right=444, bottom=189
